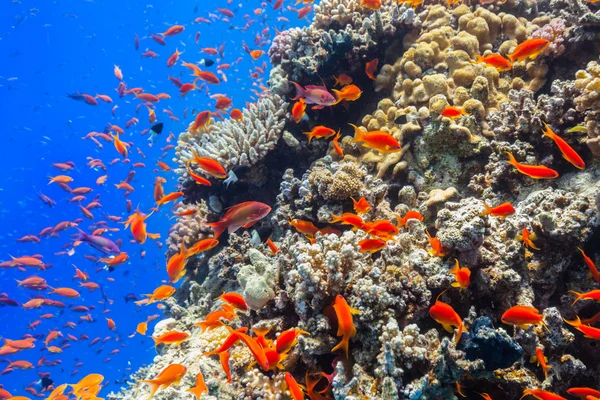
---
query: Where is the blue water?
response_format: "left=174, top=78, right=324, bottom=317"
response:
left=0, top=0, right=309, bottom=396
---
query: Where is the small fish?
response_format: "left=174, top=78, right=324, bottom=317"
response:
left=292, top=98, right=307, bottom=123
left=304, top=126, right=336, bottom=143
left=290, top=81, right=336, bottom=107
left=578, top=248, right=599, bottom=283
left=567, top=125, right=588, bottom=133
left=440, top=105, right=468, bottom=119
left=518, top=227, right=540, bottom=251
left=530, top=347, right=552, bottom=381
left=161, top=25, right=185, bottom=37
left=333, top=74, right=353, bottom=86
left=542, top=122, right=585, bottom=170
left=152, top=331, right=190, bottom=346
left=330, top=295, right=360, bottom=358
left=501, top=305, right=549, bottom=331
left=329, top=212, right=364, bottom=230
left=188, top=238, right=219, bottom=256
left=365, top=58, right=379, bottom=80
left=136, top=322, right=148, bottom=335
left=429, top=291, right=466, bottom=344
left=187, top=372, right=207, bottom=400
left=285, top=372, right=305, bottom=400
left=566, top=387, right=600, bottom=398
left=332, top=84, right=362, bottom=103
left=351, top=196, right=370, bottom=215
left=207, top=202, right=271, bottom=239
left=144, top=285, right=176, bottom=304
left=359, top=238, right=386, bottom=254
left=507, top=38, right=550, bottom=62
left=216, top=292, right=248, bottom=312
left=473, top=53, right=512, bottom=71
left=289, top=218, right=319, bottom=237
left=349, top=123, right=401, bottom=154
left=426, top=229, right=446, bottom=257
left=166, top=243, right=190, bottom=283
left=449, top=259, right=470, bottom=290
left=506, top=152, right=558, bottom=179
left=521, top=388, right=566, bottom=400
left=569, top=289, right=600, bottom=305
left=140, top=364, right=187, bottom=399
left=480, top=202, right=515, bottom=218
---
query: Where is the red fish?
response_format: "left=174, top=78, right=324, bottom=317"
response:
left=542, top=123, right=585, bottom=170
left=429, top=291, right=466, bottom=344
left=480, top=202, right=515, bottom=218
left=578, top=248, right=599, bottom=283
left=502, top=305, right=548, bottom=331
left=349, top=124, right=401, bottom=154
left=506, top=152, right=558, bottom=179
left=161, top=25, right=185, bottom=37
left=330, top=294, right=360, bottom=358
left=507, top=38, right=550, bottom=62
left=365, top=58, right=379, bottom=80
left=207, top=202, right=271, bottom=239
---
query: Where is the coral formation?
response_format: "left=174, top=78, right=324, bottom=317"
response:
left=113, top=0, right=600, bottom=399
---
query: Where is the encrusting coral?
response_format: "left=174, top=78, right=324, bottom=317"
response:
left=112, top=0, right=600, bottom=399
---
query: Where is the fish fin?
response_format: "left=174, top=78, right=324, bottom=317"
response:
left=206, top=221, right=225, bottom=239
left=451, top=282, right=461, bottom=288
left=505, top=151, right=518, bottom=167
left=442, top=323, right=454, bottom=334
left=569, top=291, right=584, bottom=306
left=289, top=81, right=305, bottom=101
left=455, top=322, right=464, bottom=345
left=349, top=123, right=364, bottom=143
left=349, top=306, right=361, bottom=315
left=449, top=259, right=460, bottom=275
left=331, top=337, right=349, bottom=359
left=147, top=233, right=161, bottom=239
left=480, top=203, right=492, bottom=216
left=242, top=220, right=258, bottom=229
left=529, top=355, right=538, bottom=364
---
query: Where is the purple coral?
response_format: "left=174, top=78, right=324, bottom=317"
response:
left=531, top=18, right=567, bottom=57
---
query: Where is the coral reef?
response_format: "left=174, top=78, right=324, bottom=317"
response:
left=113, top=0, right=600, bottom=399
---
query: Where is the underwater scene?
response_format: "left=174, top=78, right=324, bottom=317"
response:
left=1, top=0, right=600, bottom=399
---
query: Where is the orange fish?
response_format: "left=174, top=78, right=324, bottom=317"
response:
left=304, top=126, right=337, bottom=143
left=152, top=331, right=190, bottom=346
left=144, top=285, right=176, bottom=304
left=567, top=387, right=600, bottom=398
left=187, top=372, right=207, bottom=400
left=330, top=294, right=360, bottom=358
left=396, top=210, right=424, bottom=227
left=189, top=110, right=211, bottom=132
left=506, top=152, right=558, bottom=179
left=564, top=315, right=600, bottom=340
left=289, top=218, right=319, bottom=237
left=267, top=238, right=279, bottom=255
left=249, top=50, right=264, bottom=59
left=449, top=259, right=470, bottom=290
left=114, top=65, right=123, bottom=80
left=230, top=108, right=243, bottom=120
left=518, top=227, right=540, bottom=250
left=473, top=53, right=512, bottom=71
left=441, top=105, right=468, bottom=119
left=48, top=175, right=73, bottom=185
left=196, top=71, right=220, bottom=84
left=349, top=123, right=401, bottom=154
left=227, top=328, right=270, bottom=370
left=480, top=202, right=515, bottom=218
left=161, top=25, right=185, bottom=37
left=507, top=38, right=550, bottom=62
left=332, top=131, right=344, bottom=157
left=359, top=238, right=386, bottom=254
left=578, top=248, right=599, bottom=283
left=49, top=287, right=80, bottom=298
left=363, top=220, right=399, bottom=240
left=531, top=347, right=551, bottom=381
left=202, top=327, right=248, bottom=356
left=521, top=388, right=566, bottom=400
left=106, top=318, right=116, bottom=331
left=292, top=98, right=307, bottom=123
left=187, top=166, right=212, bottom=186
left=332, top=84, right=362, bottom=102
left=110, top=133, right=128, bottom=158
left=215, top=97, right=232, bottom=110
left=333, top=74, right=353, bottom=87
left=166, top=243, right=189, bottom=283
left=569, top=289, right=600, bottom=305
left=136, top=322, right=148, bottom=335
left=219, top=351, right=232, bottom=381
left=285, top=372, right=305, bottom=400
left=188, top=238, right=219, bottom=255
left=141, top=364, right=187, bottom=399
left=166, top=49, right=182, bottom=68
left=189, top=151, right=227, bottom=178
left=542, top=123, right=585, bottom=170
left=351, top=196, right=370, bottom=215
left=156, top=191, right=184, bottom=206
left=429, top=291, right=466, bottom=344
left=502, top=305, right=548, bottom=331
left=365, top=58, right=379, bottom=79
left=157, top=161, right=171, bottom=171
left=329, top=212, right=364, bottom=230
left=275, top=328, right=309, bottom=354
left=216, top=292, right=248, bottom=311
left=207, top=201, right=271, bottom=239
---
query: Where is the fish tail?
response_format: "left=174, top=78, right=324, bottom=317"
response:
left=541, top=122, right=555, bottom=139
left=349, top=123, right=364, bottom=143
left=140, top=379, right=160, bottom=400
left=563, top=315, right=582, bottom=328
left=569, top=290, right=585, bottom=306
left=480, top=203, right=492, bottom=216
left=290, top=81, right=305, bottom=101
left=505, top=151, right=518, bottom=167
left=473, top=54, right=484, bottom=64
left=455, top=321, right=465, bottom=345
left=331, top=336, right=350, bottom=359
left=206, top=221, right=225, bottom=239
left=303, top=131, right=315, bottom=144
left=329, top=214, right=342, bottom=224
left=449, top=259, right=460, bottom=274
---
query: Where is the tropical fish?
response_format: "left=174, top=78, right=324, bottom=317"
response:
left=359, top=238, right=386, bottom=254
left=332, top=84, right=362, bottom=102
left=566, top=387, right=600, bottom=398
left=290, top=81, right=336, bottom=107
left=332, top=131, right=344, bottom=157
left=531, top=347, right=551, bottom=381
left=329, top=212, right=364, bottom=230
left=426, top=230, right=446, bottom=257
left=365, top=58, right=379, bottom=80
left=542, top=122, right=585, bottom=170
left=449, top=259, right=471, bottom=290
left=289, top=218, right=319, bottom=236
left=349, top=123, right=401, bottom=154
left=140, top=364, right=187, bottom=399
left=152, top=331, right=190, bottom=346
left=473, top=53, right=512, bottom=71
left=502, top=305, right=549, bottom=331
left=292, top=98, right=307, bottom=123
left=330, top=294, right=360, bottom=358
left=521, top=388, right=566, bottom=400
left=75, top=229, right=120, bottom=255
left=166, top=243, right=190, bottom=283
left=506, top=152, right=558, bottom=179
left=285, top=372, right=305, bottom=400
left=518, top=227, right=540, bottom=250
left=144, top=285, right=176, bottom=304
left=578, top=248, right=599, bottom=283
left=507, top=38, right=550, bottom=62
left=333, top=74, right=353, bottom=86
left=207, top=201, right=271, bottom=239
left=480, top=202, right=515, bottom=218
left=569, top=289, right=600, bottom=305
left=440, top=105, right=468, bottom=119
left=304, top=126, right=337, bottom=143
left=564, top=316, right=600, bottom=340
left=189, top=151, right=227, bottom=178
left=429, top=291, right=466, bottom=344
left=187, top=372, right=207, bottom=400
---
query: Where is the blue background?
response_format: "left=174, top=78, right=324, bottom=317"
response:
left=0, top=0, right=310, bottom=396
